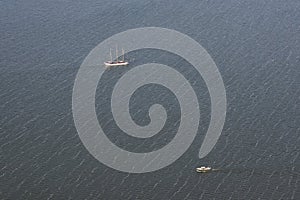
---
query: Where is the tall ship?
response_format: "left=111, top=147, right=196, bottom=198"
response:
left=104, top=47, right=128, bottom=67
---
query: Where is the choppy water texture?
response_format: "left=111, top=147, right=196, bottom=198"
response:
left=1, top=0, right=300, bottom=199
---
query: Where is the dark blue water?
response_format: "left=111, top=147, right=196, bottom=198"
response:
left=1, top=0, right=300, bottom=199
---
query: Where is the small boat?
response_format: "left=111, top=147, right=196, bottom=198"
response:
left=104, top=47, right=129, bottom=67
left=196, top=166, right=212, bottom=173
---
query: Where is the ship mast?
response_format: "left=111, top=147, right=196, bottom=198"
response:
left=122, top=48, right=125, bottom=62
left=109, top=48, right=112, bottom=63
left=116, top=45, right=118, bottom=62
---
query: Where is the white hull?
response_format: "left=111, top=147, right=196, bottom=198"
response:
left=104, top=61, right=129, bottom=67
left=196, top=166, right=212, bottom=173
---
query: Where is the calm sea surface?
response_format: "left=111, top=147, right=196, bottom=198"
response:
left=1, top=0, right=300, bottom=199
